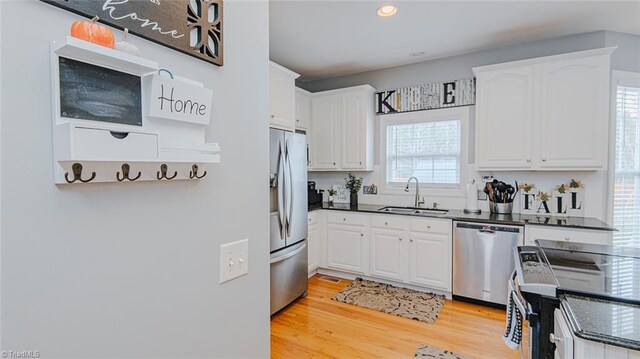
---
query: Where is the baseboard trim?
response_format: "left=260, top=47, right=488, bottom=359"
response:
left=316, top=268, right=452, bottom=299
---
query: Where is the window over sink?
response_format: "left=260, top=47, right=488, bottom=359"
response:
left=381, top=106, right=469, bottom=196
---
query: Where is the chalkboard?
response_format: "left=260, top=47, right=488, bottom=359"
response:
left=59, top=57, right=142, bottom=126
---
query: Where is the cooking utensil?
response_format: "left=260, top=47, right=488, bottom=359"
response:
left=507, top=186, right=515, bottom=202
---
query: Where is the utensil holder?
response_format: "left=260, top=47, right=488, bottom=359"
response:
left=490, top=201, right=513, bottom=214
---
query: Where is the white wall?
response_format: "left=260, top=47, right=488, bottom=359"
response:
left=1, top=1, right=270, bottom=358
left=304, top=31, right=640, bottom=222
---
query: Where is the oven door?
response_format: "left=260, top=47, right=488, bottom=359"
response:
left=510, top=270, right=559, bottom=359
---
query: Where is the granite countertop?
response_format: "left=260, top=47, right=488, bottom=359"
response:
left=561, top=294, right=640, bottom=351
left=308, top=202, right=615, bottom=231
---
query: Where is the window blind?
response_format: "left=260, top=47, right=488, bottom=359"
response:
left=613, top=85, right=640, bottom=248
left=386, top=119, right=461, bottom=184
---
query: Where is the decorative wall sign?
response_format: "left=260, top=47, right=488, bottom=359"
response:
left=375, top=78, right=475, bottom=115
left=41, top=0, right=223, bottom=66
left=145, top=71, right=213, bottom=125
left=518, top=183, right=537, bottom=215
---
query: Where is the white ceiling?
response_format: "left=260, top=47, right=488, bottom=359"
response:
left=269, top=1, right=640, bottom=82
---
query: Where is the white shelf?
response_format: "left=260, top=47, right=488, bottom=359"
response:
left=52, top=36, right=158, bottom=76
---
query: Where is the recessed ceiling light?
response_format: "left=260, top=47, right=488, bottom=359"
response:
left=377, top=5, right=397, bottom=17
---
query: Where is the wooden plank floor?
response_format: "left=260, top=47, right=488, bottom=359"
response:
left=271, top=275, right=526, bottom=359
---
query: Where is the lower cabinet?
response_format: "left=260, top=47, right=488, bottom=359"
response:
left=321, top=211, right=453, bottom=293
left=308, top=223, right=320, bottom=272
left=327, top=224, right=367, bottom=274
left=408, top=232, right=452, bottom=291
left=369, top=228, right=405, bottom=281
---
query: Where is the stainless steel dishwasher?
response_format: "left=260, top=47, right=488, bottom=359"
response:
left=453, top=221, right=523, bottom=306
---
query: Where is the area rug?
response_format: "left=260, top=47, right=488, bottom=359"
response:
left=414, top=344, right=473, bottom=359
left=331, top=277, right=445, bottom=324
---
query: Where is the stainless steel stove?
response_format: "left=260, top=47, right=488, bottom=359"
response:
left=513, top=240, right=640, bottom=359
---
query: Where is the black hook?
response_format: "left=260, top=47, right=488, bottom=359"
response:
left=116, top=163, right=141, bottom=182
left=189, top=164, right=207, bottom=179
left=64, top=163, right=96, bottom=183
left=157, top=164, right=177, bottom=180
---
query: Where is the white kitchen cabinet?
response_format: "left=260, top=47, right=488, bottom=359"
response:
left=295, top=87, right=311, bottom=131
left=553, top=309, right=574, bottom=359
left=475, top=66, right=534, bottom=169
left=525, top=225, right=613, bottom=246
left=539, top=55, right=609, bottom=168
left=369, top=228, right=405, bottom=281
left=554, top=308, right=640, bottom=359
left=327, top=224, right=367, bottom=274
left=269, top=62, right=300, bottom=131
left=308, top=211, right=321, bottom=273
left=408, top=232, right=452, bottom=291
left=474, top=47, right=614, bottom=171
left=309, top=94, right=339, bottom=169
left=309, top=85, right=375, bottom=171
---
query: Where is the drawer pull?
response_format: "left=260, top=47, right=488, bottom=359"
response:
left=385, top=221, right=388, bottom=225
left=549, top=333, right=561, bottom=344
left=110, top=131, right=129, bottom=139
left=564, top=237, right=570, bottom=241
left=427, top=225, right=431, bottom=229
left=410, top=238, right=414, bottom=243
left=343, top=218, right=346, bottom=221
left=398, top=237, right=402, bottom=241
left=360, top=233, right=364, bottom=237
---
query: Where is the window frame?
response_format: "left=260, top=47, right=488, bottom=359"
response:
left=379, top=106, right=469, bottom=198
left=607, top=70, right=640, bottom=225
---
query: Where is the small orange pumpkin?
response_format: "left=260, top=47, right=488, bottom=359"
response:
left=71, top=16, right=115, bottom=48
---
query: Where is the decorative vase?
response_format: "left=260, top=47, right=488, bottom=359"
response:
left=328, top=195, right=334, bottom=204
left=350, top=192, right=358, bottom=206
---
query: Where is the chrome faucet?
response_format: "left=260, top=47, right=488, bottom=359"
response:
left=404, top=177, right=425, bottom=208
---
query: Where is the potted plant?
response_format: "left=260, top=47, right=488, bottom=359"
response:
left=344, top=173, right=363, bottom=206
left=327, top=188, right=337, bottom=204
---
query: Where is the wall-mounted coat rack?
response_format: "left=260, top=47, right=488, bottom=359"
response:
left=50, top=36, right=221, bottom=185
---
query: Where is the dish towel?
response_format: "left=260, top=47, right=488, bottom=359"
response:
left=503, top=289, right=523, bottom=350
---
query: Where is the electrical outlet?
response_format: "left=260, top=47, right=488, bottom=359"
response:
left=219, top=239, right=249, bottom=284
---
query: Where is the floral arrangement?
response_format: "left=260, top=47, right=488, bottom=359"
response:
left=569, top=179, right=584, bottom=189
left=344, top=173, right=363, bottom=193
left=536, top=191, right=551, bottom=202
left=327, top=189, right=338, bottom=196
left=518, top=183, right=536, bottom=193
left=555, top=184, right=569, bottom=194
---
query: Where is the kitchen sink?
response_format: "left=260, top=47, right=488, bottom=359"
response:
left=378, top=206, right=448, bottom=216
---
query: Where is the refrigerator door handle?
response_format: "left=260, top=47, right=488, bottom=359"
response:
left=285, top=139, right=294, bottom=237
left=277, top=140, right=286, bottom=240
left=270, top=242, right=306, bottom=264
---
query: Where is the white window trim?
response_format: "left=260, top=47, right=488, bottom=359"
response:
left=607, top=70, right=640, bottom=224
left=379, top=106, right=470, bottom=198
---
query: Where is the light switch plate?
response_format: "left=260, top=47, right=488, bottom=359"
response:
left=219, top=239, right=249, bottom=284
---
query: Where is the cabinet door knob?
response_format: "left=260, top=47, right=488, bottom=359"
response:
left=427, top=225, right=431, bottom=229
left=399, top=238, right=402, bottom=241
left=360, top=233, right=364, bottom=237
left=343, top=218, right=346, bottom=221
left=564, top=237, right=570, bottom=241
left=384, top=221, right=388, bottom=225
left=542, top=158, right=547, bottom=162
left=296, top=119, right=300, bottom=122
left=333, top=162, right=336, bottom=165
left=410, top=238, right=414, bottom=243
left=270, top=114, right=275, bottom=118
left=526, top=159, right=531, bottom=163
left=359, top=161, right=362, bottom=165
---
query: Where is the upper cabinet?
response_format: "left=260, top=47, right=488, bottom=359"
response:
left=474, top=47, right=615, bottom=171
left=309, top=85, right=375, bottom=171
left=269, top=62, right=300, bottom=132
left=295, top=87, right=312, bottom=131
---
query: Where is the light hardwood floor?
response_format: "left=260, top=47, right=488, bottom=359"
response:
left=271, top=275, right=526, bottom=359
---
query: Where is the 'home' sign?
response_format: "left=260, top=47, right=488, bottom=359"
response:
left=146, top=74, right=213, bottom=125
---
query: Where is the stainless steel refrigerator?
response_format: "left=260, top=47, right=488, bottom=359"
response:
left=269, top=128, right=308, bottom=315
